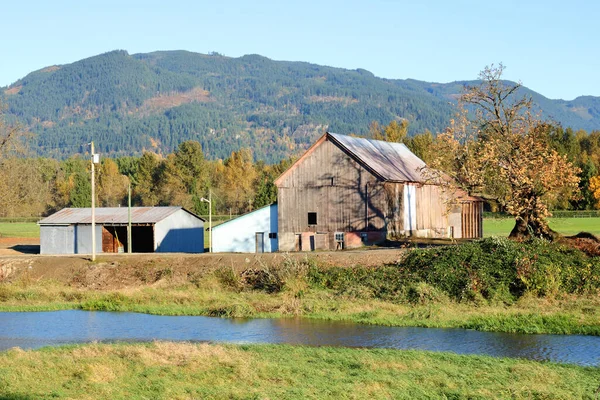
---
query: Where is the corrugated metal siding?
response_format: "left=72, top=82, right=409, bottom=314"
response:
left=155, top=209, right=204, bottom=253
left=74, top=225, right=102, bottom=254
left=38, top=207, right=197, bottom=225
left=40, top=225, right=74, bottom=254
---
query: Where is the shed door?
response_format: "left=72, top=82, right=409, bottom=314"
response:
left=255, top=232, right=264, bottom=253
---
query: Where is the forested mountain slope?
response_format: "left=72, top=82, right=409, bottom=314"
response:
left=2, top=50, right=599, bottom=162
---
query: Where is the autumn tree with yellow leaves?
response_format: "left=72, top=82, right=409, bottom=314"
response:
left=430, top=64, right=580, bottom=239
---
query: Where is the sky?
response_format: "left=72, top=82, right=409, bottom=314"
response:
left=1, top=0, right=598, bottom=100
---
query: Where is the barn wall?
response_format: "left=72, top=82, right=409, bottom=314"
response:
left=448, top=204, right=463, bottom=238
left=413, top=184, right=450, bottom=238
left=155, top=210, right=204, bottom=253
left=74, top=224, right=103, bottom=254
left=277, top=140, right=389, bottom=251
left=40, top=225, right=75, bottom=254
left=461, top=201, right=484, bottom=238
left=212, top=204, right=278, bottom=253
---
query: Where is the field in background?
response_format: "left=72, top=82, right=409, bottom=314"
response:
left=2, top=218, right=600, bottom=241
left=0, top=223, right=40, bottom=238
left=484, top=218, right=600, bottom=237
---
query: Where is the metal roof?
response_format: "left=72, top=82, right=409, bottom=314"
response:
left=327, top=132, right=428, bottom=183
left=38, top=207, right=203, bottom=225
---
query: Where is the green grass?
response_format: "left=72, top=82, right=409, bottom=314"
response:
left=1, top=219, right=598, bottom=240
left=0, top=222, right=39, bottom=238
left=484, top=217, right=600, bottom=237
left=0, top=342, right=598, bottom=399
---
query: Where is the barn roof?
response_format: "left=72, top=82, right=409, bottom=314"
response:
left=327, top=132, right=428, bottom=183
left=38, top=207, right=204, bottom=225
left=275, top=132, right=430, bottom=185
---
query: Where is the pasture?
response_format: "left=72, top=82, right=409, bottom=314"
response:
left=0, top=222, right=40, bottom=238
left=483, top=217, right=600, bottom=237
left=2, top=219, right=600, bottom=241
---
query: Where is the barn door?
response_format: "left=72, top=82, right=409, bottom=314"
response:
left=255, top=232, right=264, bottom=253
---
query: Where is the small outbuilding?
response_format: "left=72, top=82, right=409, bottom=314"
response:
left=212, top=204, right=278, bottom=253
left=39, top=207, right=204, bottom=255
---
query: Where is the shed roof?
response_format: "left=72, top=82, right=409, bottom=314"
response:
left=212, top=203, right=276, bottom=232
left=38, top=207, right=204, bottom=225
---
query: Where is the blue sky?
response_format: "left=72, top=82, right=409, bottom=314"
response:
left=1, top=0, right=597, bottom=100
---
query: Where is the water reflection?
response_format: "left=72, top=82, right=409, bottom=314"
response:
left=0, top=310, right=598, bottom=366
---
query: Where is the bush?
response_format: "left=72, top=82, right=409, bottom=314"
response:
left=400, top=237, right=600, bottom=301
left=304, top=237, right=600, bottom=304
left=406, top=282, right=447, bottom=305
left=241, top=256, right=312, bottom=293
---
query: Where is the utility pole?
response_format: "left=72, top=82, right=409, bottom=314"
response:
left=209, top=190, right=212, bottom=253
left=200, top=192, right=212, bottom=253
left=127, top=183, right=132, bottom=254
left=90, top=141, right=97, bottom=261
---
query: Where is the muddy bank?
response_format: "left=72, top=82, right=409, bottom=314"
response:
left=0, top=249, right=405, bottom=290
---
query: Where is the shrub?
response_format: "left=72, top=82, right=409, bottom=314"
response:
left=400, top=237, right=600, bottom=301
left=406, top=282, right=447, bottom=305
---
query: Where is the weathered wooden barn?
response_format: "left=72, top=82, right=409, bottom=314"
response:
left=39, top=207, right=204, bottom=254
left=212, top=204, right=278, bottom=253
left=275, top=132, right=483, bottom=251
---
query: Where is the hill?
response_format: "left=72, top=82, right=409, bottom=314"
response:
left=2, top=50, right=599, bottom=162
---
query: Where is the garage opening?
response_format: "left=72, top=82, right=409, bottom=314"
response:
left=132, top=226, right=154, bottom=252
left=101, top=225, right=155, bottom=253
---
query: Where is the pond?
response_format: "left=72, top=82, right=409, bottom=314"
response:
left=0, top=310, right=598, bottom=366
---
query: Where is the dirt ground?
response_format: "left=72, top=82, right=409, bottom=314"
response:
left=0, top=237, right=40, bottom=256
left=0, top=237, right=407, bottom=290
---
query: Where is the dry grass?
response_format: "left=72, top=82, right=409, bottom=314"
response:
left=0, top=342, right=598, bottom=399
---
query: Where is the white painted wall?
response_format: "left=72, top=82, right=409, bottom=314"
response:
left=155, top=209, right=204, bottom=253
left=403, top=184, right=417, bottom=234
left=212, top=204, right=278, bottom=253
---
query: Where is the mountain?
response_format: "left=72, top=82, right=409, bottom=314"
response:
left=2, top=50, right=599, bottom=163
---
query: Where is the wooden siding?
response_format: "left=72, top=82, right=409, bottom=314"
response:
left=277, top=140, right=389, bottom=234
left=461, top=201, right=483, bottom=238
left=415, top=184, right=449, bottom=232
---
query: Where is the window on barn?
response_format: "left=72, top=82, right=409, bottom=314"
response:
left=268, top=232, right=277, bottom=239
left=308, top=212, right=317, bottom=226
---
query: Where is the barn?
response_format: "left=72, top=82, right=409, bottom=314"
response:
left=275, top=132, right=483, bottom=251
left=212, top=204, right=278, bottom=253
left=38, top=207, right=204, bottom=255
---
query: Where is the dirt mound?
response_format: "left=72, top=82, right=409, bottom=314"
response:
left=0, top=248, right=406, bottom=290
left=561, top=232, right=600, bottom=257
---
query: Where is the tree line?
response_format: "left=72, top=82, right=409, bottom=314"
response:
left=0, top=136, right=293, bottom=218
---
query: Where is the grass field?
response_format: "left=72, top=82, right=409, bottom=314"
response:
left=3, top=218, right=600, bottom=240
left=0, top=342, right=598, bottom=399
left=484, top=217, right=600, bottom=237
left=0, top=222, right=39, bottom=238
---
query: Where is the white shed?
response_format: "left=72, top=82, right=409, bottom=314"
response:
left=212, top=204, right=278, bottom=253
